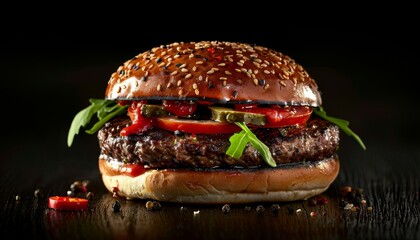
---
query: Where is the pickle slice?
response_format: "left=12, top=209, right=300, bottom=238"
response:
left=141, top=104, right=169, bottom=117
left=209, top=106, right=266, bottom=125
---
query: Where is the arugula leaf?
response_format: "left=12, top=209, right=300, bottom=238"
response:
left=67, top=99, right=127, bottom=147
left=313, top=107, right=366, bottom=150
left=226, top=122, right=276, bottom=167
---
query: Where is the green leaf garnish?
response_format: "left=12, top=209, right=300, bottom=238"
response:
left=226, top=122, right=276, bottom=167
left=313, top=107, right=366, bottom=150
left=67, top=99, right=128, bottom=147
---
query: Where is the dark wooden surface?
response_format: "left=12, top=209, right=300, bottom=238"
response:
left=1, top=26, right=419, bottom=239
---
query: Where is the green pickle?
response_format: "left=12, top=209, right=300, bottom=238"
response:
left=209, top=106, right=266, bottom=125
left=141, top=104, right=169, bottom=117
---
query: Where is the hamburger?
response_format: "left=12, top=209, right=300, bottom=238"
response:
left=68, top=41, right=365, bottom=204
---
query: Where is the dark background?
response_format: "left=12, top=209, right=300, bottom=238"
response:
left=1, top=17, right=419, bottom=239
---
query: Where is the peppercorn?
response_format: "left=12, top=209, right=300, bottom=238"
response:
left=222, top=204, right=230, bottom=214
left=244, top=206, right=251, bottom=212
left=34, top=189, right=44, bottom=198
left=112, top=201, right=121, bottom=212
left=286, top=206, right=294, bottom=214
left=146, top=200, right=162, bottom=211
left=86, top=192, right=94, bottom=200
left=270, top=204, right=280, bottom=215
left=256, top=205, right=265, bottom=214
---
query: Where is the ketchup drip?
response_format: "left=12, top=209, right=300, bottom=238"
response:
left=120, top=101, right=154, bottom=136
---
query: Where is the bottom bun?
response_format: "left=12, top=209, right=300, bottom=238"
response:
left=99, top=156, right=339, bottom=204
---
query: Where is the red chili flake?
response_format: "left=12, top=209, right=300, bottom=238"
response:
left=310, top=211, right=317, bottom=217
left=316, top=196, right=329, bottom=204
left=214, top=55, right=222, bottom=61
left=208, top=47, right=215, bottom=54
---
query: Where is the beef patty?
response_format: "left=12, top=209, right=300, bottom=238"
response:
left=98, top=116, right=339, bottom=168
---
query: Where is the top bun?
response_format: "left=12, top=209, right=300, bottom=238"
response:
left=106, top=41, right=322, bottom=106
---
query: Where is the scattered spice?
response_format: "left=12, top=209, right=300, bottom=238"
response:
left=256, top=205, right=265, bottom=214
left=222, top=204, right=230, bottom=214
left=112, top=200, right=121, bottom=212
left=15, top=195, right=21, bottom=201
left=296, top=208, right=302, bottom=214
left=286, top=206, right=294, bottom=214
left=270, top=204, right=281, bottom=215
left=146, top=201, right=162, bottom=211
left=340, top=185, right=372, bottom=212
left=310, top=211, right=317, bottom=217
left=85, top=192, right=94, bottom=200
left=34, top=189, right=44, bottom=198
left=244, top=206, right=251, bottom=212
left=193, top=210, right=200, bottom=215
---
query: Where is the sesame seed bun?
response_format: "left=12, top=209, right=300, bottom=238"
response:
left=105, top=41, right=322, bottom=106
left=99, top=156, right=339, bottom=204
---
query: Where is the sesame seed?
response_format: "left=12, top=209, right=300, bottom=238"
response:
left=167, top=82, right=172, bottom=88
left=145, top=71, right=149, bottom=77
left=189, top=53, right=194, bottom=58
left=181, top=68, right=188, bottom=73
left=193, top=83, right=198, bottom=89
left=279, top=80, right=286, bottom=87
left=223, top=80, right=227, bottom=86
left=235, top=68, right=241, bottom=73
left=211, top=67, right=219, bottom=71
left=161, top=51, right=167, bottom=56
left=185, top=73, right=192, bottom=79
left=236, top=79, right=243, bottom=84
left=236, top=62, right=244, bottom=66
left=177, top=80, right=182, bottom=86
left=198, top=75, right=203, bottom=81
left=254, top=58, right=262, bottom=63
left=253, top=78, right=258, bottom=86
left=264, top=70, right=271, bottom=74
left=207, top=69, right=215, bottom=74
left=253, top=69, right=259, bottom=74
left=218, top=63, right=226, bottom=67
left=157, top=84, right=162, bottom=91
left=246, top=72, right=252, bottom=78
left=227, top=56, right=233, bottom=62
left=194, top=89, right=200, bottom=95
left=196, top=61, right=203, bottom=65
left=171, top=71, right=178, bottom=76
left=148, top=64, right=154, bottom=69
left=179, top=63, right=186, bottom=68
left=192, top=66, right=197, bottom=71
left=178, top=89, right=184, bottom=95
left=263, top=83, right=270, bottom=90
left=219, top=77, right=227, bottom=81
left=261, top=63, right=268, bottom=67
left=158, top=62, right=165, bottom=67
left=225, top=70, right=232, bottom=75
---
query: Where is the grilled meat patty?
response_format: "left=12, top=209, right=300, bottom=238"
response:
left=98, top=116, right=339, bottom=168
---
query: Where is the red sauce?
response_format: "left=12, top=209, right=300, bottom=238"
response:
left=99, top=159, right=147, bottom=177
left=120, top=101, right=154, bottom=136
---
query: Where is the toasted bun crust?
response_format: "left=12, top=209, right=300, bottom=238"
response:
left=99, top=157, right=339, bottom=204
left=106, top=41, right=322, bottom=106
